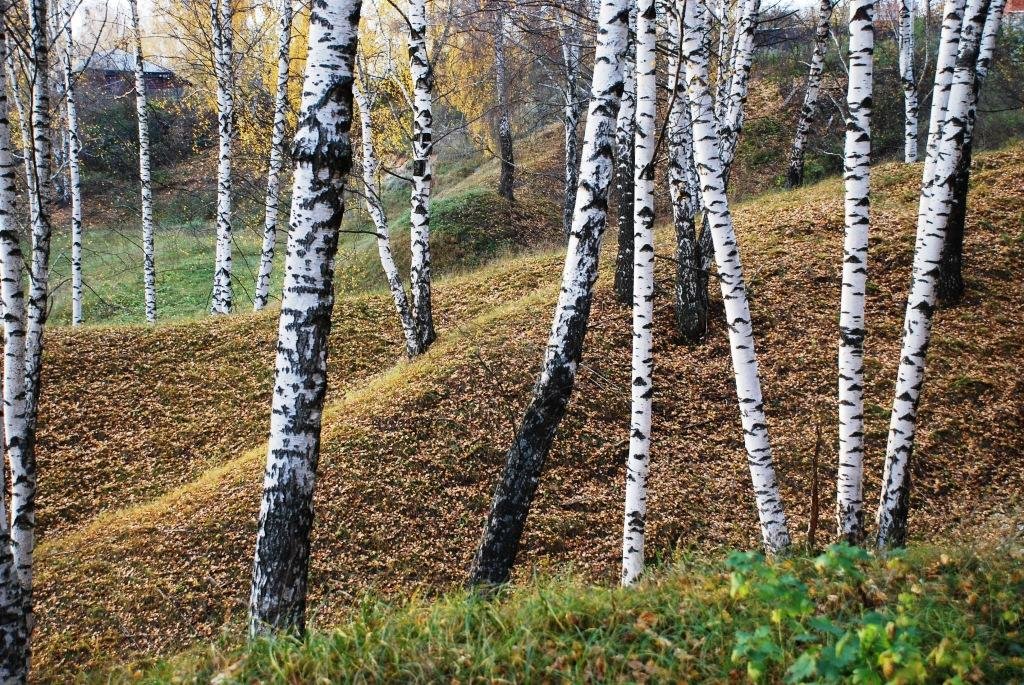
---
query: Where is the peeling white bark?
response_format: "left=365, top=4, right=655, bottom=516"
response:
left=899, top=0, right=919, bottom=162
left=210, top=0, right=234, bottom=314
left=408, top=0, right=435, bottom=349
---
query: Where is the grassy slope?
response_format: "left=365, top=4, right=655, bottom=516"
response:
left=32, top=144, right=1024, bottom=680
left=141, top=543, right=1024, bottom=683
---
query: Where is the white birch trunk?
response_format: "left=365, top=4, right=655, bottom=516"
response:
left=899, top=0, right=919, bottom=162
left=921, top=0, right=967, bottom=184
left=0, top=14, right=29, bottom=679
left=786, top=0, right=834, bottom=188
left=408, top=0, right=435, bottom=349
left=612, top=5, right=636, bottom=305
left=836, top=0, right=875, bottom=543
left=682, top=0, right=790, bottom=555
left=59, top=0, right=84, bottom=326
left=557, top=10, right=583, bottom=237
left=493, top=1, right=514, bottom=202
left=622, top=0, right=656, bottom=587
left=469, top=0, right=629, bottom=586
left=253, top=0, right=293, bottom=311
left=249, top=0, right=363, bottom=635
left=210, top=0, right=234, bottom=314
left=719, top=0, right=759, bottom=171
left=129, top=0, right=156, bottom=323
left=354, top=83, right=419, bottom=358
left=876, top=0, right=992, bottom=548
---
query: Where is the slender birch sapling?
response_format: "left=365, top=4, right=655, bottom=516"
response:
left=612, top=4, right=636, bottom=305
left=899, top=0, right=919, bottom=162
left=786, top=0, right=834, bottom=188
left=254, top=0, right=294, bottom=311
left=876, top=0, right=991, bottom=549
left=622, top=0, right=656, bottom=586
left=130, top=0, right=157, bottom=323
left=210, top=0, right=235, bottom=314
left=836, top=0, right=875, bottom=544
left=682, top=0, right=790, bottom=555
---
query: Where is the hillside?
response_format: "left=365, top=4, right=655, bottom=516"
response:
left=31, top=144, right=1024, bottom=680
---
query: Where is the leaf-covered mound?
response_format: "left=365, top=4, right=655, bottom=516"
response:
left=32, top=144, right=1024, bottom=680
left=134, top=543, right=1024, bottom=683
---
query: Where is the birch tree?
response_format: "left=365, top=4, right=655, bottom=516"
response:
left=919, top=0, right=967, bottom=189
left=408, top=0, right=436, bottom=350
left=59, top=0, right=84, bottom=325
left=682, top=0, right=790, bottom=555
left=354, top=82, right=419, bottom=357
left=718, top=0, right=758, bottom=171
left=555, top=5, right=583, bottom=237
left=493, top=0, right=514, bottom=202
left=210, top=0, right=235, bottom=314
left=786, top=0, right=834, bottom=189
left=612, top=4, right=636, bottom=305
left=836, top=0, right=875, bottom=544
left=253, top=0, right=294, bottom=311
left=469, top=0, right=629, bottom=587
left=0, top=10, right=29, bottom=679
left=130, top=0, right=157, bottom=323
left=899, top=0, right=919, bottom=162
left=938, top=0, right=1005, bottom=304
left=666, top=5, right=704, bottom=342
left=249, top=0, right=363, bottom=635
left=621, top=0, right=656, bottom=586
left=876, top=0, right=992, bottom=549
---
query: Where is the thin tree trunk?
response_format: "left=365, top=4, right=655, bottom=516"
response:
left=210, top=0, right=234, bottom=314
left=354, top=82, right=419, bottom=358
left=787, top=0, right=833, bottom=188
left=0, top=14, right=29, bottom=680
left=408, top=0, right=435, bottom=350
left=248, top=0, right=363, bottom=635
left=937, top=0, right=1005, bottom=304
left=836, top=0, right=875, bottom=544
left=666, top=6, right=705, bottom=342
left=683, top=0, right=790, bottom=555
left=59, top=0, right=84, bottom=326
left=900, top=0, right=919, bottom=162
left=876, top=0, right=992, bottom=549
left=920, top=0, right=967, bottom=194
left=719, top=0, right=759, bottom=172
left=468, top=0, right=628, bottom=587
left=493, top=0, right=514, bottom=203
left=253, top=0, right=293, bottom=311
left=613, top=5, right=636, bottom=306
left=557, top=11, right=582, bottom=238
left=621, top=0, right=656, bottom=586
left=129, top=0, right=156, bottom=323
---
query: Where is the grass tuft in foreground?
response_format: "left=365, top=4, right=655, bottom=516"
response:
left=127, top=543, right=1024, bottom=683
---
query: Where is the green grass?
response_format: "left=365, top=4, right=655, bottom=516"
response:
left=123, top=544, right=1024, bottom=683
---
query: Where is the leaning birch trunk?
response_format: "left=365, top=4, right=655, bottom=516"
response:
left=719, top=0, right=759, bottom=172
left=59, top=0, right=84, bottom=325
left=408, top=0, right=435, bottom=350
left=683, top=0, right=790, bottom=555
left=666, top=7, right=705, bottom=342
left=130, top=0, right=157, bottom=323
left=899, top=0, right=919, bottom=162
left=354, top=83, right=419, bottom=357
left=557, top=10, right=583, bottom=237
left=210, top=0, right=234, bottom=314
left=621, top=0, right=656, bottom=587
left=253, top=0, right=293, bottom=311
left=493, top=0, right=514, bottom=202
left=920, top=0, right=967, bottom=190
left=612, top=4, right=636, bottom=306
left=876, top=0, right=991, bottom=549
left=937, top=0, right=1005, bottom=304
left=786, top=0, right=834, bottom=189
left=4, top=52, right=33, bottom=196
left=469, top=0, right=628, bottom=587
left=0, top=14, right=29, bottom=679
left=836, top=0, right=875, bottom=544
left=248, top=0, right=363, bottom=635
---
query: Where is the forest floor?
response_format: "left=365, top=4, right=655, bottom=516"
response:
left=31, top=142, right=1024, bottom=681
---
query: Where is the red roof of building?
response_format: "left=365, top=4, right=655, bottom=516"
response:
left=1007, top=0, right=1024, bottom=13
